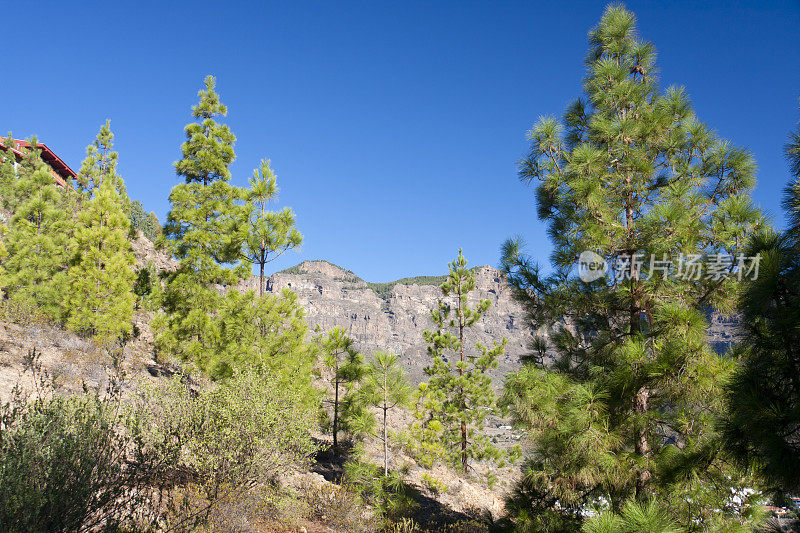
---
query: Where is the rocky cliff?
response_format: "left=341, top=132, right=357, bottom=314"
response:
left=241, top=260, right=744, bottom=384
left=241, top=260, right=536, bottom=384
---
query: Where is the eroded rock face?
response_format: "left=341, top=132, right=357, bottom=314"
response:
left=239, top=260, right=744, bottom=384
left=241, top=261, right=535, bottom=384
left=130, top=230, right=177, bottom=272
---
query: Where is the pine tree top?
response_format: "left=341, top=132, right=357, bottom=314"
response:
left=175, top=75, right=236, bottom=185
left=192, top=75, right=228, bottom=118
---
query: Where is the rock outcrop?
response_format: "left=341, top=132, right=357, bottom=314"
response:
left=130, top=230, right=177, bottom=272
left=242, top=260, right=535, bottom=384
left=241, top=260, right=744, bottom=384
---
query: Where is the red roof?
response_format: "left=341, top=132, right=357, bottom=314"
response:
left=0, top=138, right=77, bottom=187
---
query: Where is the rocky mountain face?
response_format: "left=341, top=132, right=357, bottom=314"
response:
left=130, top=230, right=177, bottom=271
left=241, top=260, right=745, bottom=385
left=241, top=260, right=536, bottom=384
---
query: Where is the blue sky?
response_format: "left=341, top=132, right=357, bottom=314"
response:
left=3, top=1, right=799, bottom=282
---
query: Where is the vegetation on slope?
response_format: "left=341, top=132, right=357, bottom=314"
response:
left=367, top=275, right=448, bottom=300
left=280, top=259, right=361, bottom=282
left=1, top=5, right=799, bottom=531
left=278, top=260, right=486, bottom=303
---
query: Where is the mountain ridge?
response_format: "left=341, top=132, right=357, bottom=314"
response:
left=246, top=260, right=535, bottom=384
left=253, top=260, right=745, bottom=384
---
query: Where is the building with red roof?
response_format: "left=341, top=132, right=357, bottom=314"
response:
left=0, top=138, right=76, bottom=188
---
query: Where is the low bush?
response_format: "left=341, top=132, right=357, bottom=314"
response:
left=420, top=473, right=448, bottom=495
left=0, top=298, right=49, bottom=326
left=344, top=457, right=419, bottom=527
left=137, top=367, right=318, bottom=528
left=0, top=349, right=176, bottom=532
left=0, top=348, right=320, bottom=532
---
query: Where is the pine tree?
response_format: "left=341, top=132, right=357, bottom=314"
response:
left=243, top=159, right=302, bottom=296
left=787, top=113, right=800, bottom=246
left=0, top=133, right=17, bottom=207
left=67, top=177, right=135, bottom=343
left=211, top=288, right=318, bottom=386
left=76, top=120, right=127, bottom=202
left=583, top=500, right=682, bottom=533
left=413, top=250, right=506, bottom=471
left=157, top=75, right=249, bottom=374
left=66, top=124, right=135, bottom=343
left=358, top=352, right=412, bottom=476
left=0, top=139, right=69, bottom=321
left=722, top=111, right=800, bottom=493
left=321, top=327, right=366, bottom=449
left=500, top=5, right=764, bottom=529
left=128, top=200, right=161, bottom=242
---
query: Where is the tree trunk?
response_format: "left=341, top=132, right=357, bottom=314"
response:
left=624, top=182, right=650, bottom=494
left=461, top=421, right=468, bottom=471
left=634, top=385, right=651, bottom=496
left=383, top=406, right=388, bottom=476
left=259, top=260, right=265, bottom=297
left=458, top=280, right=468, bottom=471
left=333, top=378, right=339, bottom=449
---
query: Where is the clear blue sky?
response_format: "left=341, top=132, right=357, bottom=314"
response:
left=4, top=1, right=799, bottom=282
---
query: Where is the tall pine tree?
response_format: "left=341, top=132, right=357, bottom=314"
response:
left=358, top=351, right=412, bottom=476
left=722, top=109, right=800, bottom=493
left=500, top=5, right=764, bottom=529
left=243, top=159, right=302, bottom=297
left=1, top=139, right=69, bottom=321
left=76, top=119, right=128, bottom=202
left=413, top=250, right=506, bottom=471
left=321, top=327, right=366, bottom=449
left=66, top=123, right=135, bottom=343
left=157, top=75, right=249, bottom=375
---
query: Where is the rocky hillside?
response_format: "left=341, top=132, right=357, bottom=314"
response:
left=241, top=260, right=536, bottom=384
left=241, top=260, right=745, bottom=384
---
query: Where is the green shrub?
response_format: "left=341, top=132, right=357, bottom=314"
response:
left=344, top=457, right=418, bottom=526
left=0, top=298, right=50, bottom=326
left=433, top=519, right=491, bottom=532
left=0, top=347, right=320, bottom=533
left=421, top=473, right=448, bottom=495
left=139, top=367, right=318, bottom=523
left=295, top=482, right=375, bottom=532
left=385, top=517, right=420, bottom=532
left=0, top=349, right=176, bottom=532
left=128, top=199, right=161, bottom=242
